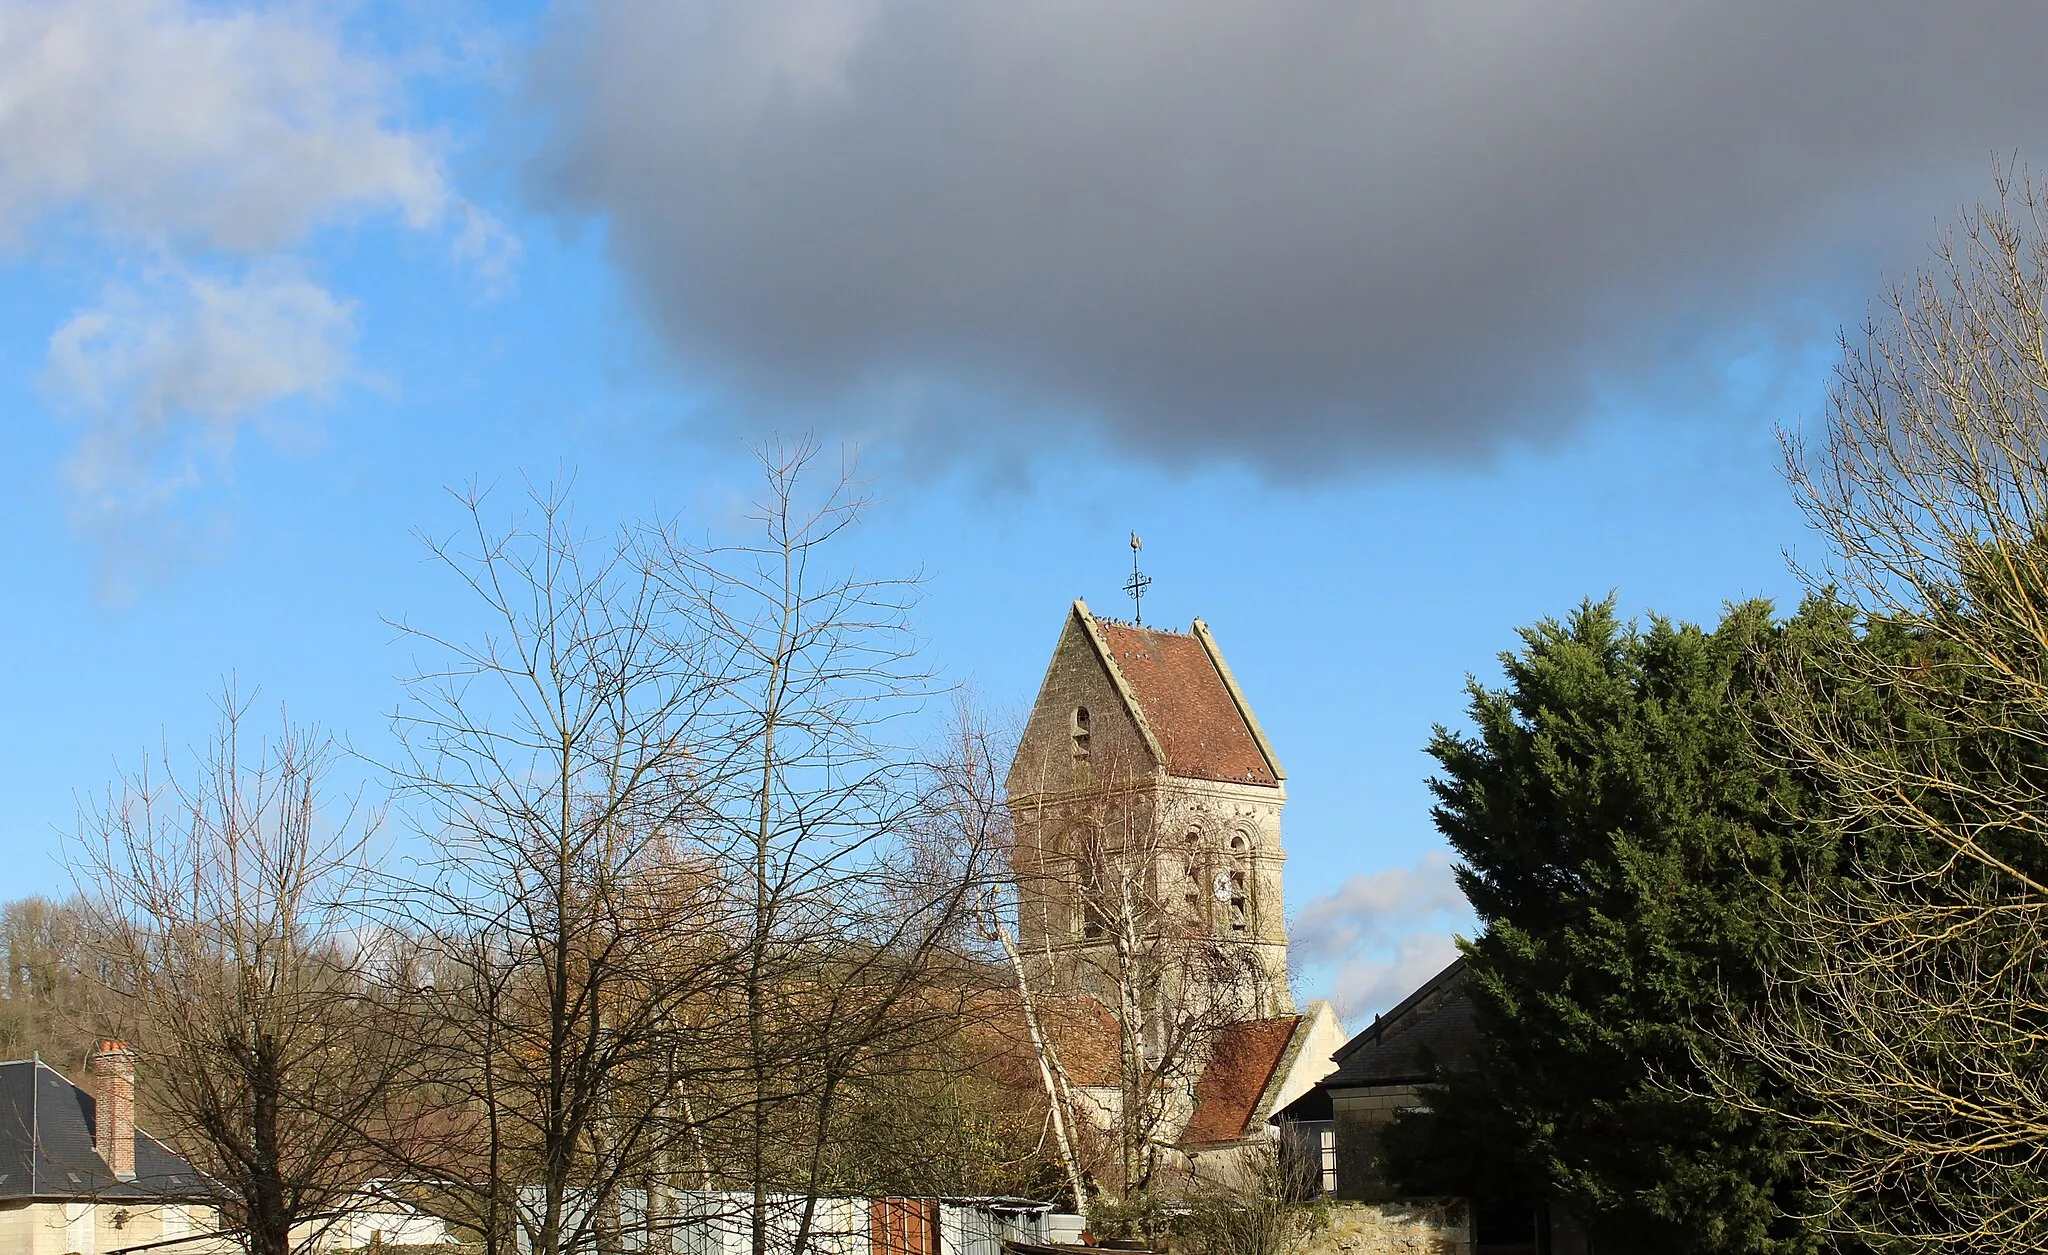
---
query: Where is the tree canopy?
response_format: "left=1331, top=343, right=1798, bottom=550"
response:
left=1384, top=596, right=1850, bottom=1254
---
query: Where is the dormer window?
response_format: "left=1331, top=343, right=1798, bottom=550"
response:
left=1071, top=706, right=1092, bottom=761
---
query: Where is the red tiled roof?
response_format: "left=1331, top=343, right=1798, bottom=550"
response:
left=1179, top=1016, right=1301, bottom=1146
left=959, top=991, right=1122, bottom=1089
left=1095, top=622, right=1277, bottom=787
left=1032, top=995, right=1122, bottom=1089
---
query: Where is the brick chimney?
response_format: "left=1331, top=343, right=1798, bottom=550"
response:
left=88, top=1041, right=136, bottom=1180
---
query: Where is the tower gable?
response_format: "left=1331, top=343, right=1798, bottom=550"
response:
left=1006, top=601, right=1163, bottom=798
left=1006, top=600, right=1283, bottom=797
left=1005, top=599, right=1295, bottom=1021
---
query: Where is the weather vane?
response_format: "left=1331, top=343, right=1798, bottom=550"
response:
left=1124, top=531, right=1152, bottom=625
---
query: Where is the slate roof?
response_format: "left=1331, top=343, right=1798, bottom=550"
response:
left=1321, top=958, right=1478, bottom=1090
left=0, top=1058, right=214, bottom=1201
left=1179, top=1015, right=1302, bottom=1146
left=1093, top=619, right=1280, bottom=788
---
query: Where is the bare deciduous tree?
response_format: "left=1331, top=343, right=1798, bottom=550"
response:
left=383, top=481, right=734, bottom=1255
left=75, top=691, right=389, bottom=1255
left=934, top=700, right=1093, bottom=1215
left=385, top=443, right=992, bottom=1255
left=655, top=440, right=986, bottom=1255
left=1717, top=170, right=2048, bottom=1253
left=1011, top=752, right=1262, bottom=1203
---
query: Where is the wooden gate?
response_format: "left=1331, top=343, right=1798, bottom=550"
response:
left=871, top=1197, right=940, bottom=1255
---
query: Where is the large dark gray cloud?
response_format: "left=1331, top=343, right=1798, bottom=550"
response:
left=529, top=2, right=2048, bottom=472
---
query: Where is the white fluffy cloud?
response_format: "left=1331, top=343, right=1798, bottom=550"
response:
left=46, top=267, right=357, bottom=597
left=0, top=0, right=448, bottom=249
left=1291, top=851, right=1468, bottom=966
left=1289, top=851, right=1474, bottom=1020
left=1, top=0, right=504, bottom=578
left=1327, top=931, right=1466, bottom=1024
left=49, top=267, right=357, bottom=451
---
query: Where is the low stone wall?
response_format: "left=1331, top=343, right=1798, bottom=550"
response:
left=1296, top=1200, right=1470, bottom=1255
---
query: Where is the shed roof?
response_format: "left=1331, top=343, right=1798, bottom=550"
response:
left=0, top=1059, right=213, bottom=1201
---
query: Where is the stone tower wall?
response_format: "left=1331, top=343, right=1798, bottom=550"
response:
left=1007, top=605, right=1293, bottom=1019
left=1005, top=612, right=1153, bottom=800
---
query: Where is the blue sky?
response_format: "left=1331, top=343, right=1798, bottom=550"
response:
left=1, top=0, right=2032, bottom=1021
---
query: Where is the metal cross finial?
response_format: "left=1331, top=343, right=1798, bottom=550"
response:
left=1124, top=531, right=1152, bottom=625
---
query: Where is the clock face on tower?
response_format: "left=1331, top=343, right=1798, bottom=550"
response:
left=1212, top=870, right=1234, bottom=903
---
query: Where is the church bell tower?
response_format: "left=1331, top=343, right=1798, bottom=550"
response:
left=1004, top=600, right=1293, bottom=1020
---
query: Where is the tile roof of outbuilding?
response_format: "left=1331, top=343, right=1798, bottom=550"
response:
left=0, top=1058, right=213, bottom=1201
left=1092, top=619, right=1280, bottom=787
left=1179, top=1015, right=1302, bottom=1146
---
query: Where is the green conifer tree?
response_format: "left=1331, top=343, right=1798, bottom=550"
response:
left=1384, top=596, right=1846, bottom=1254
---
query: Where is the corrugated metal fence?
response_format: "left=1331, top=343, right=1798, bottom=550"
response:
left=519, top=1189, right=1061, bottom=1255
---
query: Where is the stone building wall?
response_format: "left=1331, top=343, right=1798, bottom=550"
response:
left=1330, top=1086, right=1425, bottom=1200
left=0, top=1200, right=232, bottom=1255
left=1296, top=1201, right=1471, bottom=1255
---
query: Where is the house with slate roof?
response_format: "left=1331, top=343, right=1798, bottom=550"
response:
left=0, top=1043, right=226, bottom=1254
left=1004, top=601, right=1344, bottom=1177
left=1270, top=958, right=1478, bottom=1201
left=1271, top=962, right=1592, bottom=1254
